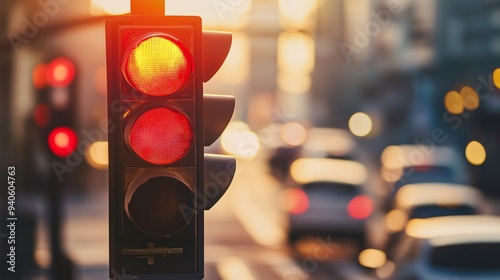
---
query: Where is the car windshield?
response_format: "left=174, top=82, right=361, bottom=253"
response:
left=409, top=205, right=477, bottom=219
left=430, top=242, right=500, bottom=270
left=303, top=182, right=359, bottom=196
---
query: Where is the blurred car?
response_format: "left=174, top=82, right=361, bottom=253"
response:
left=380, top=183, right=485, bottom=254
left=268, top=127, right=362, bottom=181
left=282, top=158, right=374, bottom=250
left=384, top=215, right=500, bottom=280
left=300, top=127, right=361, bottom=160
left=380, top=145, right=471, bottom=207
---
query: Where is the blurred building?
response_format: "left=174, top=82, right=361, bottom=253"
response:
left=311, top=0, right=500, bottom=196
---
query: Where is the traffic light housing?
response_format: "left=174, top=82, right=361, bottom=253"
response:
left=32, top=57, right=78, bottom=160
left=106, top=15, right=235, bottom=279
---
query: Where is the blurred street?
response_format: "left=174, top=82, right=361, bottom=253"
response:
left=62, top=154, right=376, bottom=280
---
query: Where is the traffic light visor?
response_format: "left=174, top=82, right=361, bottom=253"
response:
left=128, top=107, right=194, bottom=165
left=123, top=35, right=193, bottom=96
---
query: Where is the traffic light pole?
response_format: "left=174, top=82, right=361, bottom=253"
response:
left=48, top=169, right=74, bottom=279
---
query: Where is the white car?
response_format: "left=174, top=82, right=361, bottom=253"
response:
left=268, top=128, right=364, bottom=180
left=380, top=183, right=486, bottom=254
left=385, top=215, right=500, bottom=280
left=380, top=145, right=471, bottom=208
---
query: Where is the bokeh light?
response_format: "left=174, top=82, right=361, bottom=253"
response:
left=376, top=261, right=396, bottom=279
left=348, top=112, right=373, bottom=137
left=460, top=86, right=479, bottom=110
left=358, top=249, right=386, bottom=269
left=277, top=31, right=315, bottom=94
left=277, top=72, right=312, bottom=94
left=493, top=68, right=500, bottom=89
left=384, top=209, right=408, bottom=233
left=280, top=122, right=307, bottom=146
left=278, top=0, right=320, bottom=30
left=278, top=32, right=315, bottom=74
left=86, top=141, right=108, bottom=169
left=381, top=166, right=403, bottom=183
left=380, top=145, right=406, bottom=169
left=290, top=158, right=367, bottom=185
left=465, top=141, right=486, bottom=165
left=221, top=121, right=260, bottom=160
left=282, top=188, right=309, bottom=215
left=444, top=90, right=464, bottom=115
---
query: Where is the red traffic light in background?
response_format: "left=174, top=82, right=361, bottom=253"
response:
left=47, top=127, right=78, bottom=158
left=106, top=15, right=235, bottom=278
left=32, top=56, right=78, bottom=160
left=46, top=57, right=76, bottom=88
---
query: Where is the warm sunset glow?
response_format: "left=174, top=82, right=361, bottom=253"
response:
left=210, top=33, right=250, bottom=84
left=277, top=72, right=312, bottom=94
left=91, top=0, right=130, bottom=15
left=278, top=0, right=320, bottom=30
left=278, top=32, right=315, bottom=74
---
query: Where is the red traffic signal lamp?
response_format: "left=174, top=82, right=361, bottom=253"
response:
left=32, top=57, right=78, bottom=158
left=47, top=126, right=78, bottom=158
left=106, top=15, right=235, bottom=279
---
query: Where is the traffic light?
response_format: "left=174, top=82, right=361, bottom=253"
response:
left=106, top=15, right=235, bottom=279
left=31, top=56, right=78, bottom=279
left=32, top=56, right=78, bottom=159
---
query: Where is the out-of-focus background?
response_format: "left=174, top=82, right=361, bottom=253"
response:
left=2, top=0, right=500, bottom=279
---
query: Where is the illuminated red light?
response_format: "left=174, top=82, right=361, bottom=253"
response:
left=46, top=57, right=76, bottom=88
left=47, top=57, right=76, bottom=87
left=285, top=188, right=309, bottom=215
left=128, top=107, right=193, bottom=165
left=347, top=195, right=373, bottom=220
left=123, top=35, right=193, bottom=96
left=48, top=127, right=78, bottom=157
